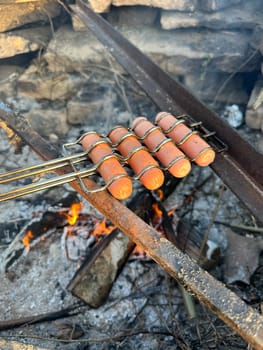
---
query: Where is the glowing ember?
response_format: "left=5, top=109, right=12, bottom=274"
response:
left=156, top=189, right=164, bottom=201
left=133, top=244, right=147, bottom=257
left=22, top=230, right=34, bottom=250
left=92, top=218, right=116, bottom=237
left=152, top=202, right=163, bottom=217
left=65, top=202, right=83, bottom=225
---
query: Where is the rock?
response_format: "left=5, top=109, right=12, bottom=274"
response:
left=25, top=108, right=69, bottom=137
left=245, top=79, right=263, bottom=130
left=184, top=72, right=249, bottom=105
left=67, top=100, right=103, bottom=125
left=198, top=0, right=242, bottom=12
left=71, top=5, right=86, bottom=32
left=161, top=1, right=262, bottom=30
left=45, top=25, right=260, bottom=76
left=88, top=0, right=111, bottom=12
left=223, top=105, right=243, bottom=128
left=67, top=87, right=117, bottom=128
left=0, top=0, right=61, bottom=33
left=17, top=64, right=83, bottom=101
left=0, top=26, right=51, bottom=59
left=0, top=339, right=49, bottom=350
left=112, top=0, right=198, bottom=10
left=107, top=6, right=158, bottom=26
left=251, top=25, right=263, bottom=55
left=224, top=228, right=263, bottom=284
left=0, top=65, right=24, bottom=99
left=246, top=107, right=263, bottom=130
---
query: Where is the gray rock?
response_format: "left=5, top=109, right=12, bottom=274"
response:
left=107, top=6, right=158, bottom=26
left=112, top=0, right=198, bottom=11
left=0, top=26, right=52, bottom=59
left=161, top=1, right=263, bottom=30
left=245, top=79, right=263, bottom=130
left=223, top=105, right=243, bottom=128
left=184, top=71, right=249, bottom=105
left=45, top=25, right=260, bottom=76
left=0, top=65, right=24, bottom=99
left=198, top=0, right=242, bottom=12
left=251, top=25, right=263, bottom=55
left=18, top=64, right=83, bottom=101
left=0, top=0, right=61, bottom=33
left=25, top=108, right=69, bottom=137
left=66, top=100, right=103, bottom=125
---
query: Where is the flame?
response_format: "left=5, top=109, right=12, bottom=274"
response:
left=65, top=202, right=83, bottom=225
left=152, top=202, right=163, bottom=217
left=133, top=244, right=147, bottom=257
left=22, top=230, right=34, bottom=250
left=151, top=202, right=163, bottom=227
left=92, top=218, right=116, bottom=237
left=156, top=189, right=164, bottom=201
left=133, top=202, right=164, bottom=257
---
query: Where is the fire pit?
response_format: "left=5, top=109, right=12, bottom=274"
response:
left=0, top=1, right=263, bottom=349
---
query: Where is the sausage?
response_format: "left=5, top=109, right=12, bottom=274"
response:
left=155, top=112, right=215, bottom=166
left=81, top=132, right=132, bottom=200
left=132, top=117, right=191, bottom=178
left=108, top=126, right=164, bottom=190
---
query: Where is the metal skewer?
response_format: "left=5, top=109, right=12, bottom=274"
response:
left=0, top=143, right=120, bottom=202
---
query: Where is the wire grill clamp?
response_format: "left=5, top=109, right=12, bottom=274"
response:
left=0, top=113, right=227, bottom=201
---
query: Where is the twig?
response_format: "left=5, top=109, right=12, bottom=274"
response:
left=0, top=304, right=82, bottom=331
left=214, top=221, right=263, bottom=234
left=3, top=328, right=174, bottom=343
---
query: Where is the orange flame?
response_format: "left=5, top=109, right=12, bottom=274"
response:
left=133, top=244, right=147, bottom=257
left=156, top=189, right=164, bottom=201
left=22, top=230, right=34, bottom=249
left=152, top=202, right=163, bottom=217
left=65, top=202, right=83, bottom=225
left=92, top=218, right=116, bottom=237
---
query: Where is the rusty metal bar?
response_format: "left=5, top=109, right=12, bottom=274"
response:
left=72, top=1, right=263, bottom=223
left=1, top=102, right=263, bottom=349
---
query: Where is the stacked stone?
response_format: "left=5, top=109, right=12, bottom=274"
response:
left=0, top=0, right=262, bottom=151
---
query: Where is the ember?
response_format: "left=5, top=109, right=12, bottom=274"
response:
left=22, top=230, right=34, bottom=251
left=92, top=218, right=116, bottom=237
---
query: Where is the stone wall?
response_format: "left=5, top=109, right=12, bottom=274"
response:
left=0, top=0, right=262, bottom=151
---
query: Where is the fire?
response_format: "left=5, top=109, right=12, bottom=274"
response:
left=65, top=202, right=83, bottom=225
left=151, top=202, right=163, bottom=227
left=152, top=202, right=163, bottom=217
left=133, top=244, right=147, bottom=257
left=22, top=230, right=34, bottom=250
left=92, top=218, right=116, bottom=237
left=134, top=202, right=164, bottom=257
left=156, top=189, right=164, bottom=201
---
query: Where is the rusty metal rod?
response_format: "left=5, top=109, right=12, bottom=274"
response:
left=1, top=103, right=263, bottom=349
